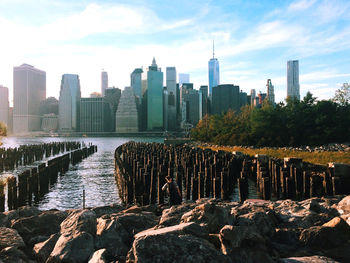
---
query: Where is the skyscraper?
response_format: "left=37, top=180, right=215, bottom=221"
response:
left=178, top=73, right=190, bottom=87
left=131, top=68, right=143, bottom=98
left=212, top=84, right=239, bottom=115
left=101, top=71, right=108, bottom=97
left=208, top=42, right=220, bottom=96
left=115, top=87, right=139, bottom=133
left=199, top=85, right=209, bottom=117
left=180, top=83, right=200, bottom=127
left=287, top=60, right=300, bottom=100
left=266, top=79, right=275, bottom=104
left=58, top=74, right=81, bottom=132
left=142, top=58, right=164, bottom=130
left=166, top=67, right=177, bottom=131
left=13, top=64, right=46, bottom=134
left=0, top=85, right=9, bottom=127
left=250, top=89, right=256, bottom=107
left=80, top=97, right=111, bottom=132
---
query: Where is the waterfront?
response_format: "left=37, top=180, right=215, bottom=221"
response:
left=1, top=136, right=163, bottom=210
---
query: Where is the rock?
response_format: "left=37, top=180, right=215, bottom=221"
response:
left=33, top=233, right=60, bottom=262
left=88, top=248, right=111, bottom=263
left=0, top=227, right=25, bottom=250
left=47, top=231, right=94, bottom=263
left=181, top=202, right=233, bottom=233
left=337, top=196, right=350, bottom=215
left=279, top=255, right=339, bottom=262
left=236, top=211, right=276, bottom=237
left=123, top=205, right=143, bottom=214
left=272, top=228, right=299, bottom=257
left=95, top=216, right=130, bottom=258
left=60, top=209, right=97, bottom=236
left=1, top=206, right=41, bottom=227
left=91, top=204, right=124, bottom=218
left=0, top=247, right=30, bottom=263
left=116, top=212, right=158, bottom=236
left=11, top=210, right=68, bottom=244
left=157, top=202, right=196, bottom=228
left=299, top=217, right=350, bottom=249
left=219, top=225, right=274, bottom=263
left=127, top=233, right=228, bottom=263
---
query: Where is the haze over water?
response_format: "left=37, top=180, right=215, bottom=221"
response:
left=1, top=137, right=164, bottom=210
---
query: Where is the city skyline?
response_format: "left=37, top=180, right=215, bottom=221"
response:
left=0, top=0, right=349, bottom=105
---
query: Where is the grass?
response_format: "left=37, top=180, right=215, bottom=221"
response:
left=200, top=145, right=350, bottom=166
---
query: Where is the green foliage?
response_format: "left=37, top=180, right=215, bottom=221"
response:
left=0, top=122, right=7, bottom=137
left=333, top=83, right=350, bottom=106
left=191, top=93, right=350, bottom=147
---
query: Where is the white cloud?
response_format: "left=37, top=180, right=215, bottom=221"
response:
left=288, top=0, right=317, bottom=12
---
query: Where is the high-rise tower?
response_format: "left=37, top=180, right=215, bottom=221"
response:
left=0, top=85, right=9, bottom=127
left=131, top=68, right=143, bottom=98
left=166, top=67, right=177, bottom=131
left=208, top=41, right=220, bottom=96
left=101, top=71, right=108, bottom=97
left=266, top=79, right=275, bottom=104
left=287, top=60, right=300, bottom=100
left=13, top=64, right=46, bottom=134
left=59, top=74, right=81, bottom=132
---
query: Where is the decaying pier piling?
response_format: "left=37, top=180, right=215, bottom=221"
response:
left=115, top=142, right=350, bottom=206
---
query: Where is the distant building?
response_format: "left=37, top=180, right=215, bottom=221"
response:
left=266, top=79, right=275, bottom=104
left=212, top=84, right=239, bottom=115
left=163, top=87, right=168, bottom=131
left=40, top=97, right=58, bottom=116
left=13, top=64, right=46, bottom=134
left=41, top=114, right=58, bottom=132
left=208, top=42, right=220, bottom=96
left=115, top=87, right=138, bottom=133
left=101, top=71, right=108, bottom=97
left=131, top=68, right=143, bottom=98
left=166, top=67, right=177, bottom=131
left=178, top=73, right=190, bottom=87
left=287, top=60, right=300, bottom=100
left=58, top=74, right=81, bottom=132
left=199, top=85, right=209, bottom=117
left=104, top=87, right=121, bottom=132
left=8, top=107, right=13, bottom=134
left=142, top=58, right=164, bottom=130
left=90, top=92, right=102, bottom=98
left=250, top=89, right=256, bottom=107
left=258, top=92, right=267, bottom=106
left=239, top=91, right=248, bottom=108
left=80, top=97, right=111, bottom=132
left=0, top=85, right=9, bottom=127
left=181, top=84, right=200, bottom=127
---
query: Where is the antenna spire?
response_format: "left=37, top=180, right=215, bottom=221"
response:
left=213, top=40, right=215, bottom=58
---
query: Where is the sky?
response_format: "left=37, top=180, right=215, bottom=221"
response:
left=0, top=0, right=349, bottom=105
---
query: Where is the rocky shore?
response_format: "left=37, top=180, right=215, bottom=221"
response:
left=0, top=195, right=350, bottom=263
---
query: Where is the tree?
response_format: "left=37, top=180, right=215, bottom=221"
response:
left=333, top=83, right=350, bottom=106
left=0, top=122, right=7, bottom=137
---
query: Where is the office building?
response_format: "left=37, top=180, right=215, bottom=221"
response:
left=104, top=87, right=121, bottom=132
left=258, top=92, right=267, bottom=106
left=250, top=89, right=256, bottom=107
left=266, top=79, right=275, bottom=104
left=41, top=114, right=58, bottom=132
left=101, top=71, right=108, bottom=97
left=239, top=91, right=248, bottom=108
left=13, top=64, right=46, bottom=134
left=131, top=68, right=143, bottom=98
left=115, top=86, right=138, bottom=133
left=199, top=85, right=209, bottom=117
left=212, top=84, right=239, bottom=115
left=166, top=67, right=177, bottom=131
left=142, top=58, right=164, bottom=130
left=80, top=97, right=111, bottom=132
left=163, top=87, right=168, bottom=131
left=181, top=84, right=200, bottom=127
left=0, top=85, right=9, bottom=127
left=40, top=97, right=58, bottom=116
left=58, top=74, right=81, bottom=132
left=287, top=60, right=300, bottom=100
left=178, top=73, right=190, bottom=87
left=208, top=42, right=220, bottom=96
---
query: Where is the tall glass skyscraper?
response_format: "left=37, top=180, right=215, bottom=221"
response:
left=0, top=85, right=9, bottom=127
left=208, top=42, right=220, bottom=96
left=131, top=68, right=143, bottom=98
left=266, top=79, right=275, bottom=104
left=287, top=60, right=300, bottom=100
left=166, top=67, right=177, bottom=131
left=59, top=74, right=81, bottom=132
left=101, top=71, right=108, bottom=97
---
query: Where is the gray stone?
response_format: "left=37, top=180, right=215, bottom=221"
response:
left=33, top=233, right=60, bottom=262
left=60, top=209, right=97, bottom=236
left=0, top=227, right=25, bottom=250
left=88, top=249, right=110, bottom=263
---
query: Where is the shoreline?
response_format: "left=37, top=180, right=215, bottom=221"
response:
left=0, top=195, right=349, bottom=262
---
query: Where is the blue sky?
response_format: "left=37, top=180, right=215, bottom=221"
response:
left=0, top=0, right=349, bottom=104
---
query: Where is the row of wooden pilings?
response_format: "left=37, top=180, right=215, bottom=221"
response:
left=114, top=142, right=350, bottom=206
left=0, top=142, right=82, bottom=172
left=0, top=144, right=97, bottom=211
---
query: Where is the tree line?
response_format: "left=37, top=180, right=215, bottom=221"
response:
left=191, top=91, right=350, bottom=147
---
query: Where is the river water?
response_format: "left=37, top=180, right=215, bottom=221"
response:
left=1, top=137, right=163, bottom=210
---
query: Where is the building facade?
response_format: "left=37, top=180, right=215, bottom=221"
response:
left=13, top=64, right=46, bottom=134
left=58, top=74, right=81, bottom=132
left=0, top=85, right=9, bottom=127
left=101, top=71, right=108, bottom=97
left=131, top=68, right=143, bottom=98
left=250, top=89, right=256, bottom=107
left=199, top=85, right=209, bottom=117
left=142, top=58, right=164, bottom=131
left=266, top=79, right=275, bottom=104
left=115, top=87, right=138, bottom=133
left=212, top=84, right=239, bottom=115
left=166, top=67, right=177, bottom=131
left=181, top=84, right=200, bottom=127
left=287, top=60, right=300, bottom=100
left=104, top=87, right=121, bottom=132
left=80, top=97, right=111, bottom=132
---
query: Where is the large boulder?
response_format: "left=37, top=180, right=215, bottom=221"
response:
left=236, top=211, right=277, bottom=237
left=115, top=212, right=159, bottom=237
left=47, top=231, right=94, bottom=263
left=3, top=206, right=41, bottom=226
left=88, top=248, right=111, bottom=263
left=0, top=227, right=25, bottom=250
left=91, top=204, right=124, bottom=218
left=127, top=224, right=228, bottom=263
left=10, top=210, right=68, bottom=244
left=60, top=209, right=97, bottom=236
left=279, top=255, right=339, bottom=262
left=219, top=225, right=274, bottom=263
left=158, top=202, right=196, bottom=228
left=0, top=247, right=30, bottom=263
left=33, top=233, right=60, bottom=262
left=337, top=195, right=350, bottom=215
left=181, top=202, right=233, bottom=233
